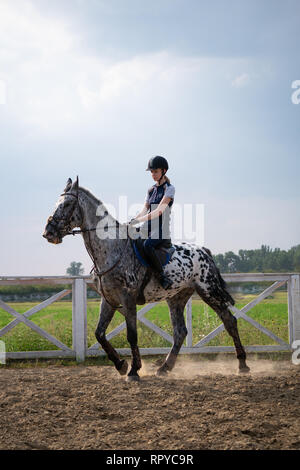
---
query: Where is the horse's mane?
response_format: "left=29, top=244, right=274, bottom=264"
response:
left=79, top=186, right=101, bottom=205
left=78, top=186, right=121, bottom=225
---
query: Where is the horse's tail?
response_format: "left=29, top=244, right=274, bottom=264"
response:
left=202, top=247, right=235, bottom=306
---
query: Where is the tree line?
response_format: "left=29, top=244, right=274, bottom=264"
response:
left=213, top=244, right=300, bottom=273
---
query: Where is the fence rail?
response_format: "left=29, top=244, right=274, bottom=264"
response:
left=0, top=273, right=299, bottom=362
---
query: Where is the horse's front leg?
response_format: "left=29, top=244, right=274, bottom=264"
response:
left=95, top=299, right=128, bottom=376
left=124, top=305, right=142, bottom=382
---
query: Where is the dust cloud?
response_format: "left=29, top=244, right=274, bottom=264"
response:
left=140, top=355, right=294, bottom=379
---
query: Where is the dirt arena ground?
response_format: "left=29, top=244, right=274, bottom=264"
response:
left=0, top=357, right=299, bottom=450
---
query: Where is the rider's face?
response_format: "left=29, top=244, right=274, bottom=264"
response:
left=150, top=169, right=164, bottom=182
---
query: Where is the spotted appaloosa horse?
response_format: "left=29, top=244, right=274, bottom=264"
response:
left=43, top=177, right=250, bottom=381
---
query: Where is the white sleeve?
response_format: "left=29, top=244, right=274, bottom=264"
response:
left=164, top=185, right=175, bottom=199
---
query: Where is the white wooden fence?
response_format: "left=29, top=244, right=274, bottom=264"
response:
left=0, top=273, right=299, bottom=362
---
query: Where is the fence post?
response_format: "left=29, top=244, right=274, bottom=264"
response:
left=290, top=274, right=300, bottom=343
left=72, top=278, right=87, bottom=363
left=186, top=297, right=193, bottom=347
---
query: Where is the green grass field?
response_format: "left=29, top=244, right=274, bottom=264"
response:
left=0, top=291, right=289, bottom=352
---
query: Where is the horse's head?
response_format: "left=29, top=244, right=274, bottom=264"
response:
left=43, top=177, right=83, bottom=244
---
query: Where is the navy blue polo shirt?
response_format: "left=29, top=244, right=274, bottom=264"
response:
left=143, top=181, right=175, bottom=240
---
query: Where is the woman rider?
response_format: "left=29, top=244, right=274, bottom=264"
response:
left=130, top=156, right=175, bottom=290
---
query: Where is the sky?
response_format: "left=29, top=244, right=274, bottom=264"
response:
left=0, top=0, right=299, bottom=276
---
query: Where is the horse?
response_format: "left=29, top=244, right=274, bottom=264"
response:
left=43, top=177, right=250, bottom=381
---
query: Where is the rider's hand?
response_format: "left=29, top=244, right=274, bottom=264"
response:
left=129, top=218, right=140, bottom=226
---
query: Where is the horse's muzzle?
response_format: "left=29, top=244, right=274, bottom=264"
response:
left=43, top=226, right=63, bottom=244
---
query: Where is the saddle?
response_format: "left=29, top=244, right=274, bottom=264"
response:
left=132, top=237, right=175, bottom=267
left=131, top=236, right=176, bottom=304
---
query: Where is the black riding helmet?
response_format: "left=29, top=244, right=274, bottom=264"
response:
left=146, top=156, right=169, bottom=172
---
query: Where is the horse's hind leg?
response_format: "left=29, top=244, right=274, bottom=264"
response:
left=195, top=286, right=250, bottom=373
left=95, top=300, right=128, bottom=376
left=156, top=288, right=194, bottom=376
left=217, top=307, right=249, bottom=373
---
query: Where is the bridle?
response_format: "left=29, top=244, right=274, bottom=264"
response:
left=46, top=191, right=130, bottom=309
left=46, top=193, right=77, bottom=239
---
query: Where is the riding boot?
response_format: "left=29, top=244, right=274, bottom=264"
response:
left=144, top=245, right=173, bottom=290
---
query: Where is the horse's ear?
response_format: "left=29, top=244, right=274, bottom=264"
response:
left=63, top=178, right=72, bottom=193
left=71, top=176, right=79, bottom=193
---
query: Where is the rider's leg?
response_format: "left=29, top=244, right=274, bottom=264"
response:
left=143, top=237, right=173, bottom=289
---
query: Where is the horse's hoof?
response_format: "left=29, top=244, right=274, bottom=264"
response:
left=156, top=366, right=168, bottom=377
left=126, top=375, right=140, bottom=383
left=239, top=366, right=250, bottom=374
left=117, top=360, right=128, bottom=376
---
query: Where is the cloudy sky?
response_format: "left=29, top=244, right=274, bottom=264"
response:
left=0, top=0, right=299, bottom=275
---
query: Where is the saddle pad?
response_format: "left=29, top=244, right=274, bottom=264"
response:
left=131, top=239, right=175, bottom=267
